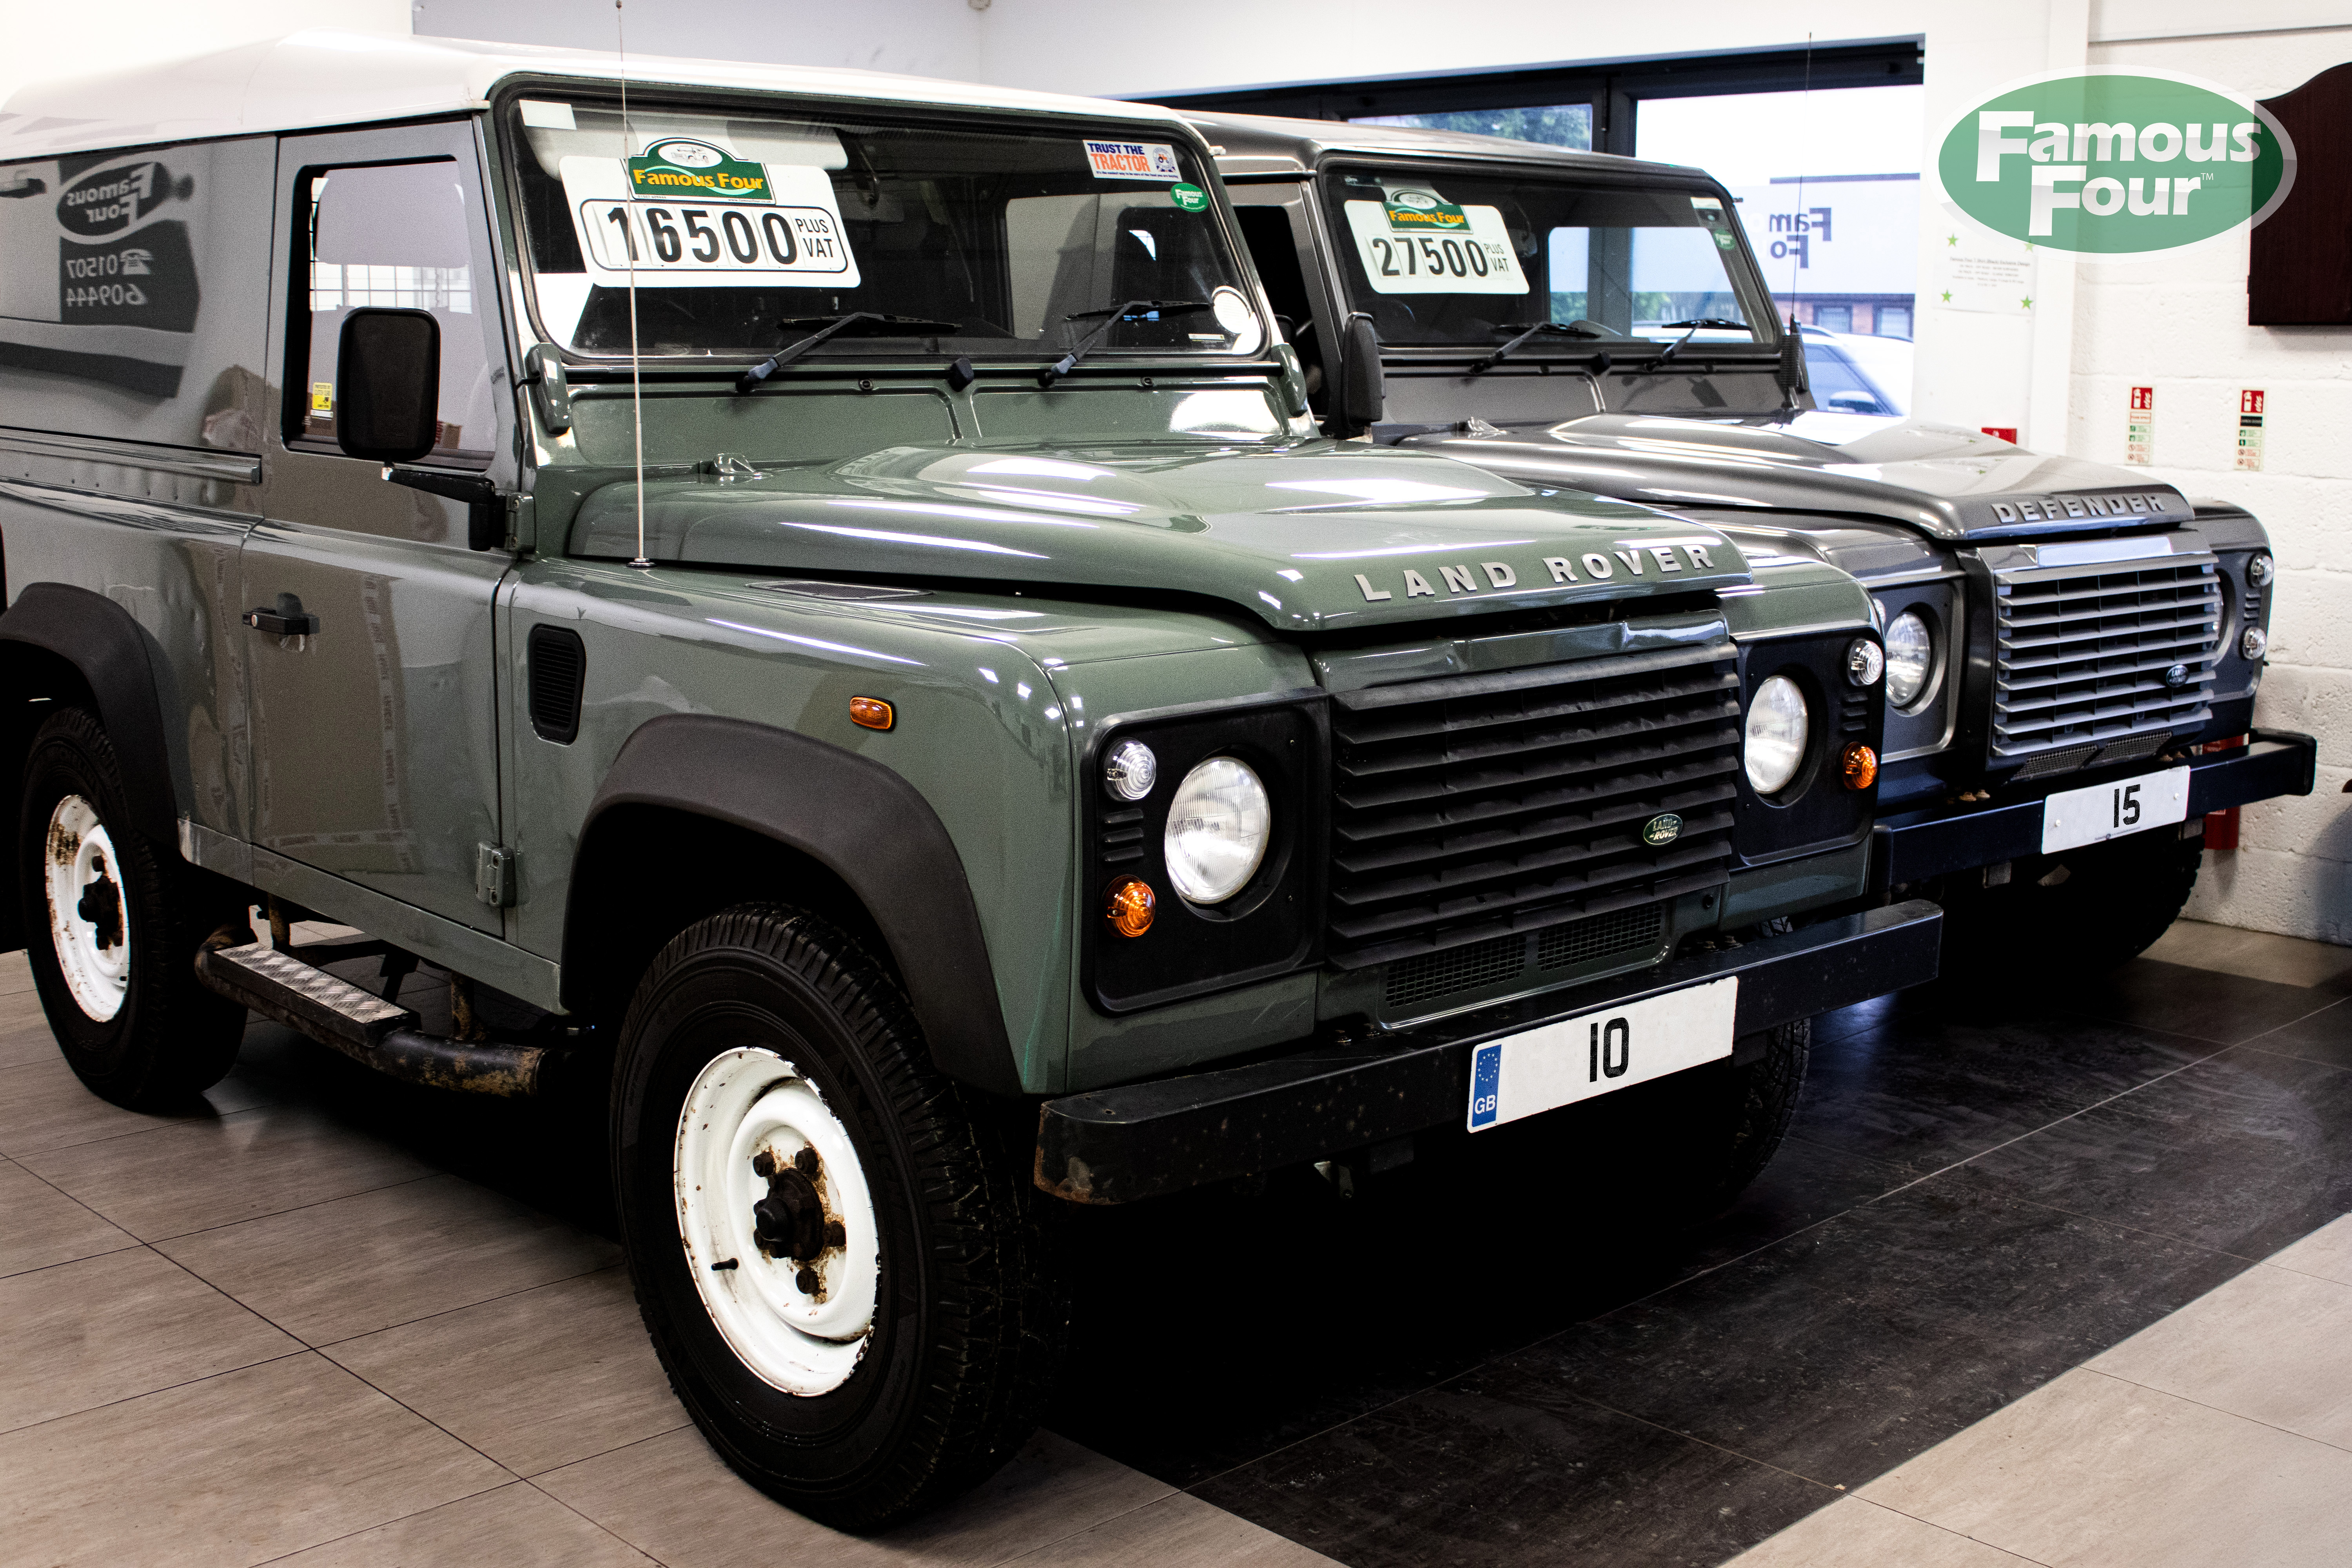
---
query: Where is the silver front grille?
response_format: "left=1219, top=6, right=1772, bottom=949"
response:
left=1992, top=554, right=2221, bottom=759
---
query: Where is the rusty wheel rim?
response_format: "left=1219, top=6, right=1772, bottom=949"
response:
left=44, top=794, right=128, bottom=1023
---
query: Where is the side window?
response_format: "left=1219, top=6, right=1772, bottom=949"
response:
left=291, top=160, right=494, bottom=467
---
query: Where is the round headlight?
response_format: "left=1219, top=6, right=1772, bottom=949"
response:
left=1744, top=675, right=1810, bottom=795
left=1164, top=757, right=1271, bottom=904
left=1884, top=611, right=1935, bottom=708
left=1103, top=738, right=1158, bottom=802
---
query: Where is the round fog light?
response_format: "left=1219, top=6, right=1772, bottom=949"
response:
left=2248, top=551, right=2275, bottom=587
left=1845, top=637, right=1884, bottom=687
left=2241, top=627, right=2269, bottom=661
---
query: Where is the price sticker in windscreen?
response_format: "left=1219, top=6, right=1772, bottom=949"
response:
left=1341, top=185, right=1527, bottom=295
left=559, top=138, right=860, bottom=288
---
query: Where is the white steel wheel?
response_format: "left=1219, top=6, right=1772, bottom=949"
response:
left=674, top=1045, right=880, bottom=1396
left=44, top=794, right=129, bottom=1023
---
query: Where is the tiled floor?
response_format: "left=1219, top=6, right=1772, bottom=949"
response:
left=2, top=920, right=2349, bottom=1566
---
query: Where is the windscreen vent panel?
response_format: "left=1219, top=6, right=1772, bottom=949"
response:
left=527, top=625, right=585, bottom=745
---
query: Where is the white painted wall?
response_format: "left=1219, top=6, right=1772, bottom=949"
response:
left=2068, top=22, right=2352, bottom=942
left=411, top=0, right=983, bottom=81
left=0, top=0, right=409, bottom=107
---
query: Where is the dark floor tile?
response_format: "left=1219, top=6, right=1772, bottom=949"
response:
left=2240, top=997, right=2352, bottom=1072
left=1052, top=1103, right=1909, bottom=1487
left=2066, top=958, right=2335, bottom=1046
left=1190, top=1385, right=1829, bottom=1568
left=1501, top=1176, right=2250, bottom=1490
left=1793, top=1006, right=2214, bottom=1174
left=1964, top=1045, right=2352, bottom=1261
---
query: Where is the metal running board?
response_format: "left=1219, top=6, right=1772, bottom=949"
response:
left=196, top=942, right=558, bottom=1098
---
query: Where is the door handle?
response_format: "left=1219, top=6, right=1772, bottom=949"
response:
left=243, top=593, right=320, bottom=636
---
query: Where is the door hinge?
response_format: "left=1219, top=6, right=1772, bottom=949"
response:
left=475, top=844, right=518, bottom=908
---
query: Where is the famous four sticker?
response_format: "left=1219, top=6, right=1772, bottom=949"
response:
left=558, top=136, right=859, bottom=289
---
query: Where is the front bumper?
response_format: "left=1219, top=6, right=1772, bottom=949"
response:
left=1034, top=899, right=1943, bottom=1205
left=1871, top=729, right=2318, bottom=891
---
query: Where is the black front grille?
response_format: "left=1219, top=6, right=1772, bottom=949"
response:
left=1384, top=902, right=1666, bottom=1009
left=1327, top=643, right=1740, bottom=970
left=1993, top=555, right=2221, bottom=758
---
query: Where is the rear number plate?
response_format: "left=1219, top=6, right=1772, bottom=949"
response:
left=2040, top=765, right=2190, bottom=855
left=1467, top=976, right=1739, bottom=1132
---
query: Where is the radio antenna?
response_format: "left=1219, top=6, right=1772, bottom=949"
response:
left=618, top=0, right=651, bottom=569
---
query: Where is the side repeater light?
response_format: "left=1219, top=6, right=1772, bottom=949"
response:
left=1841, top=742, right=1878, bottom=791
left=849, top=696, right=894, bottom=731
left=1105, top=878, right=1155, bottom=938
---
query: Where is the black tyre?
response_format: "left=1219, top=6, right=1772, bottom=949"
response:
left=19, top=706, right=247, bottom=1109
left=1715, top=1017, right=1811, bottom=1209
left=610, top=904, right=1065, bottom=1531
left=1936, top=831, right=2202, bottom=989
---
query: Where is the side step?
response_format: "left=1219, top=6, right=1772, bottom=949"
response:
left=196, top=942, right=558, bottom=1098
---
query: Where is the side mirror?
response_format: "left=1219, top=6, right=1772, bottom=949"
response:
left=1339, top=312, right=1385, bottom=431
left=336, top=308, right=440, bottom=463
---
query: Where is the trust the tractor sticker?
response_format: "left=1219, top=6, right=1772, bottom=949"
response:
left=1082, top=140, right=1183, bottom=180
left=1938, top=68, right=2295, bottom=255
left=0, top=155, right=203, bottom=397
left=1341, top=182, right=1527, bottom=296
left=559, top=135, right=858, bottom=289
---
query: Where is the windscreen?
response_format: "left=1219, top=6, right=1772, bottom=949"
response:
left=1320, top=163, right=1768, bottom=348
left=506, top=98, right=1265, bottom=363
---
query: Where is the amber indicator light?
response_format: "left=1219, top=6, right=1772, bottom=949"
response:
left=1841, top=742, right=1878, bottom=791
left=849, top=696, right=894, bottom=731
left=1105, top=877, right=1155, bottom=938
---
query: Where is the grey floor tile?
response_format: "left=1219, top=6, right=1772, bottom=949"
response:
left=0, top=988, right=59, bottom=1068
left=0, top=1051, right=280, bottom=1159
left=539, top=1425, right=1172, bottom=1568
left=325, top=1267, right=686, bottom=1476
left=1860, top=1367, right=2352, bottom=1568
left=2143, top=919, right=2352, bottom=990
left=1007, top=1490, right=1338, bottom=1566
left=157, top=1173, right=619, bottom=1346
left=0, top=949, right=32, bottom=995
left=0, top=1246, right=300, bottom=1433
left=19, top=1101, right=437, bottom=1241
left=2088, top=1258, right=2352, bottom=1449
left=2243, top=998, right=2352, bottom=1072
left=1723, top=1495, right=2042, bottom=1566
left=0, top=1352, right=511, bottom=1568
left=0, top=1153, right=135, bottom=1278
left=270, top=1481, right=653, bottom=1567
left=2263, top=1212, right=2352, bottom=1287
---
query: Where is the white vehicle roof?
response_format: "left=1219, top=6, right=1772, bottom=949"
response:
left=0, top=29, right=1184, bottom=162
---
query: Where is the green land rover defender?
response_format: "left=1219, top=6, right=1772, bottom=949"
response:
left=0, top=33, right=1937, bottom=1526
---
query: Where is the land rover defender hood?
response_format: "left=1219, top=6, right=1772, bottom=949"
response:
left=1396, top=413, right=2192, bottom=543
left=568, top=443, right=1751, bottom=633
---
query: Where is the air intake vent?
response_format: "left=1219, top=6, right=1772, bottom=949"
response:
left=527, top=625, right=585, bottom=744
left=1327, top=642, right=1740, bottom=971
left=1382, top=902, right=1667, bottom=1009
left=1992, top=555, right=2221, bottom=759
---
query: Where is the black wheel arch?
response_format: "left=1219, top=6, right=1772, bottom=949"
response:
left=0, top=583, right=184, bottom=955
left=564, top=713, right=1023, bottom=1096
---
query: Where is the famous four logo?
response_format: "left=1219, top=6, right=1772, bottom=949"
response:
left=1381, top=187, right=1468, bottom=232
left=626, top=139, right=773, bottom=202
left=1938, top=68, right=2294, bottom=254
left=56, top=161, right=191, bottom=237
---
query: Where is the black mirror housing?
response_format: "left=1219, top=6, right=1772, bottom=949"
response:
left=336, top=308, right=441, bottom=463
left=1339, top=313, right=1385, bottom=432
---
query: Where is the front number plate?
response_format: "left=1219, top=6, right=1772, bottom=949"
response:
left=2040, top=765, right=2190, bottom=855
left=1467, top=976, right=1739, bottom=1132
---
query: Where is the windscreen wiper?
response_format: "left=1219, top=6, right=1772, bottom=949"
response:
left=734, top=313, right=965, bottom=394
left=1038, top=299, right=1211, bottom=388
left=1469, top=319, right=1604, bottom=374
left=1651, top=318, right=1749, bottom=366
